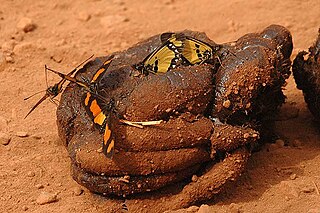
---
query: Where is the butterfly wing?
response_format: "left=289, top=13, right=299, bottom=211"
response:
left=182, top=37, right=213, bottom=65
left=83, top=93, right=115, bottom=159
left=101, top=112, right=115, bottom=158
left=138, top=33, right=184, bottom=74
left=90, top=56, right=114, bottom=84
left=82, top=58, right=116, bottom=159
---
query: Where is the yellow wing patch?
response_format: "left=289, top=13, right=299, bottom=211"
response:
left=182, top=37, right=213, bottom=65
left=135, top=33, right=184, bottom=74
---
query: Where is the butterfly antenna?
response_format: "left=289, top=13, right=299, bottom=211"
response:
left=44, top=64, right=49, bottom=88
left=24, top=93, right=50, bottom=119
left=73, top=54, right=94, bottom=71
left=23, top=89, right=47, bottom=100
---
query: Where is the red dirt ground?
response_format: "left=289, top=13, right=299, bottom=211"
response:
left=0, top=0, right=319, bottom=212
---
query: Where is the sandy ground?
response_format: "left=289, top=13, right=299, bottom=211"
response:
left=0, top=0, right=320, bottom=212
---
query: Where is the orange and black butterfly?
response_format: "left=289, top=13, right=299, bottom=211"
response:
left=47, top=56, right=116, bottom=158
left=24, top=55, right=94, bottom=118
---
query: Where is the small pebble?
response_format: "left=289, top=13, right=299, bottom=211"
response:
left=77, top=11, right=91, bottom=22
left=0, top=132, right=11, bottom=145
left=16, top=17, right=37, bottom=33
left=187, top=206, right=199, bottom=212
left=72, top=186, right=83, bottom=196
left=21, top=205, right=28, bottom=211
left=36, top=192, right=58, bottom=205
left=5, top=55, right=14, bottom=63
left=35, top=184, right=44, bottom=189
left=16, top=131, right=29, bottom=137
left=191, top=175, right=198, bottom=182
left=196, top=204, right=211, bottom=213
left=290, top=174, right=297, bottom=180
left=27, top=171, right=35, bottom=177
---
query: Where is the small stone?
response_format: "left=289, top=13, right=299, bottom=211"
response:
left=223, top=100, right=231, bottom=108
left=72, top=186, right=83, bottom=196
left=77, top=11, right=91, bottom=22
left=290, top=174, right=297, bottom=180
left=36, top=192, right=58, bottom=205
left=165, top=108, right=172, bottom=113
left=0, top=132, right=11, bottom=145
left=275, top=139, right=285, bottom=147
left=27, top=171, right=35, bottom=177
left=187, top=206, right=199, bottom=212
left=16, top=17, right=37, bottom=33
left=197, top=204, right=211, bottom=213
left=5, top=55, right=14, bottom=63
left=301, top=186, right=315, bottom=193
left=16, top=131, right=29, bottom=137
left=191, top=175, right=198, bottom=182
left=35, top=184, right=44, bottom=189
left=22, top=205, right=28, bottom=211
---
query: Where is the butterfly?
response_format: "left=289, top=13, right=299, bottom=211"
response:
left=47, top=56, right=117, bottom=158
left=134, top=33, right=185, bottom=75
left=162, top=33, right=222, bottom=66
left=24, top=55, right=94, bottom=119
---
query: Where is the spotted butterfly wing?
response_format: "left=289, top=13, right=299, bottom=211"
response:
left=84, top=93, right=116, bottom=158
left=135, top=33, right=185, bottom=74
left=181, top=37, right=215, bottom=65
